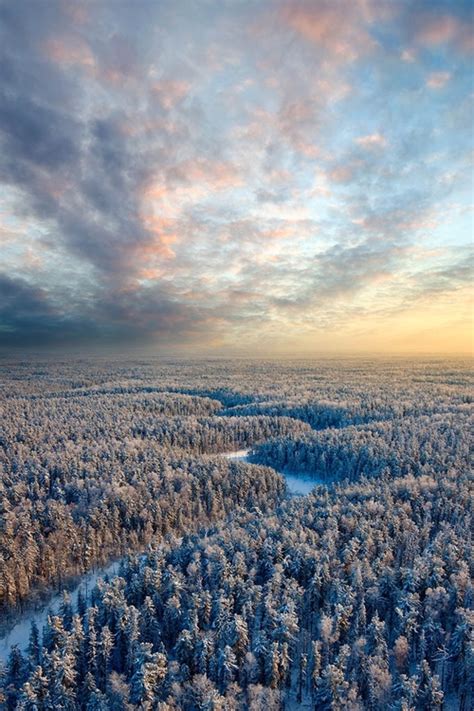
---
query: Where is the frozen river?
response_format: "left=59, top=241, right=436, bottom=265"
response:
left=0, top=449, right=320, bottom=661
left=0, top=560, right=121, bottom=663
left=223, top=449, right=320, bottom=495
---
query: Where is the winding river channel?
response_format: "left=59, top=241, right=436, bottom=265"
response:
left=222, top=449, right=319, bottom=495
left=0, top=450, right=319, bottom=661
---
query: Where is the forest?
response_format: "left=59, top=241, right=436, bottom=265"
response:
left=0, top=356, right=472, bottom=710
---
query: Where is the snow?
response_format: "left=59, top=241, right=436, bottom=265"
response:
left=222, top=449, right=250, bottom=460
left=0, top=449, right=321, bottom=662
left=223, top=450, right=320, bottom=495
left=283, top=473, right=320, bottom=495
left=0, top=560, right=120, bottom=663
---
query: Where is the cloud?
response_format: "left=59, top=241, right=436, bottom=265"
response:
left=0, top=272, right=90, bottom=346
left=44, top=36, right=96, bottom=71
left=355, top=133, right=387, bottom=149
left=407, top=248, right=474, bottom=301
left=279, top=0, right=380, bottom=61
left=0, top=269, right=217, bottom=348
left=328, top=163, right=358, bottom=184
left=151, top=80, right=191, bottom=110
left=166, top=158, right=243, bottom=191
left=401, top=48, right=416, bottom=63
left=0, top=0, right=471, bottom=352
left=414, top=13, right=474, bottom=54
left=311, top=239, right=404, bottom=301
left=426, top=71, right=451, bottom=89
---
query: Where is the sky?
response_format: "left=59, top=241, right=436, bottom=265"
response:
left=0, top=0, right=472, bottom=355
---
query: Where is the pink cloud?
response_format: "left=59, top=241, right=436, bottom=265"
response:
left=401, top=48, right=416, bottom=62
left=267, top=168, right=293, bottom=184
left=280, top=0, right=380, bottom=61
left=135, top=158, right=244, bottom=273
left=44, top=37, right=96, bottom=71
left=261, top=226, right=295, bottom=240
left=123, top=201, right=182, bottom=271
left=137, top=267, right=165, bottom=281
left=417, top=15, right=459, bottom=45
left=139, top=214, right=179, bottom=257
left=426, top=71, right=451, bottom=89
left=132, top=233, right=177, bottom=262
left=168, top=159, right=243, bottom=191
left=60, top=0, right=88, bottom=25
left=45, top=32, right=142, bottom=89
left=237, top=77, right=349, bottom=159
left=355, top=133, right=387, bottom=149
left=329, top=164, right=355, bottom=184
left=100, top=34, right=139, bottom=84
left=313, top=77, right=351, bottom=104
left=151, top=80, right=190, bottom=110
left=24, top=247, right=43, bottom=269
left=415, top=14, right=474, bottom=54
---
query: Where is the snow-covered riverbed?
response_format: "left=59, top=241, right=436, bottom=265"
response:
left=222, top=449, right=249, bottom=460
left=0, top=560, right=121, bottom=663
left=1, top=449, right=320, bottom=661
left=223, top=449, right=320, bottom=495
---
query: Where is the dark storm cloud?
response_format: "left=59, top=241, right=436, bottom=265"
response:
left=0, top=271, right=210, bottom=348
left=0, top=273, right=87, bottom=346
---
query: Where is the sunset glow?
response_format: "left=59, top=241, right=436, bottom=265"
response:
left=0, top=0, right=472, bottom=353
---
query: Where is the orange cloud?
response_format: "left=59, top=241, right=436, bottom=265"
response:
left=261, top=226, right=295, bottom=240
left=137, top=267, right=164, bottom=281
left=133, top=235, right=176, bottom=262
left=141, top=184, right=169, bottom=202
left=369, top=271, right=394, bottom=285
left=139, top=215, right=178, bottom=259
left=121, top=204, right=181, bottom=276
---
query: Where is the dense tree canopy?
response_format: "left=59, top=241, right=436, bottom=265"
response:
left=0, top=357, right=472, bottom=709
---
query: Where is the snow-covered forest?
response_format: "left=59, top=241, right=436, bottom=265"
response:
left=0, top=357, right=472, bottom=710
